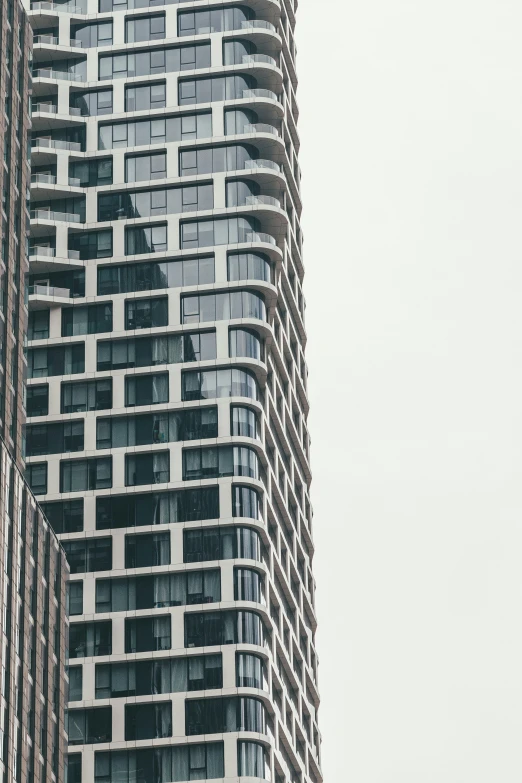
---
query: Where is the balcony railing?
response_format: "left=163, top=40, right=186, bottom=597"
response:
left=32, top=103, right=57, bottom=114
left=245, top=194, right=281, bottom=209
left=33, top=34, right=58, bottom=45
left=242, top=53, right=277, bottom=67
left=29, top=285, right=70, bottom=299
left=241, top=20, right=277, bottom=33
left=30, top=208, right=81, bottom=223
left=69, top=38, right=84, bottom=47
left=30, top=246, right=56, bottom=258
left=33, top=68, right=83, bottom=82
left=244, top=158, right=281, bottom=173
left=30, top=1, right=85, bottom=12
left=243, top=122, right=279, bottom=136
left=68, top=177, right=82, bottom=187
left=32, top=138, right=82, bottom=152
left=31, top=173, right=57, bottom=185
left=68, top=249, right=81, bottom=260
left=245, top=231, right=276, bottom=246
left=242, top=88, right=279, bottom=102
left=68, top=106, right=83, bottom=116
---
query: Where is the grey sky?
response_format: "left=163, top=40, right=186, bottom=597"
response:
left=297, top=1, right=522, bottom=780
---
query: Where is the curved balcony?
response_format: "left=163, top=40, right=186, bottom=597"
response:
left=241, top=19, right=277, bottom=33
left=242, top=87, right=280, bottom=103
left=245, top=194, right=281, bottom=209
left=243, top=122, right=279, bottom=136
left=245, top=158, right=281, bottom=173
left=242, top=53, right=277, bottom=67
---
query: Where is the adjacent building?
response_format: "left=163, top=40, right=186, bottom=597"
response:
left=25, top=0, right=321, bottom=781
left=0, top=3, right=70, bottom=782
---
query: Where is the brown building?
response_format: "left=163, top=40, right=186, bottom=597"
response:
left=0, top=0, right=32, bottom=469
left=0, top=437, right=69, bottom=783
left=0, top=4, right=70, bottom=783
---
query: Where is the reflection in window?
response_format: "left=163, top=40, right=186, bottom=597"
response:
left=94, top=743, right=224, bottom=783
left=234, top=567, right=266, bottom=604
left=184, top=609, right=266, bottom=648
left=96, top=407, right=218, bottom=449
left=96, top=486, right=219, bottom=530
left=238, top=740, right=271, bottom=780
left=125, top=296, right=168, bottom=329
left=181, top=290, right=266, bottom=324
left=60, top=457, right=112, bottom=492
left=229, top=327, right=263, bottom=360
left=236, top=653, right=268, bottom=690
left=185, top=696, right=266, bottom=735
left=124, top=616, right=171, bottom=653
left=231, top=405, right=258, bottom=438
left=184, top=526, right=262, bottom=563
left=125, top=451, right=170, bottom=486
left=125, top=373, right=169, bottom=407
left=98, top=255, right=214, bottom=295
left=98, top=331, right=216, bottom=371
left=125, top=702, right=171, bottom=741
left=95, top=654, right=221, bottom=698
left=68, top=707, right=112, bottom=745
left=183, top=445, right=259, bottom=481
left=182, top=367, right=258, bottom=402
left=69, top=621, right=112, bottom=658
left=227, top=251, right=271, bottom=282
left=95, top=569, right=221, bottom=612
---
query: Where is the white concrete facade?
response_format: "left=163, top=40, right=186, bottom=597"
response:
left=26, top=0, right=321, bottom=780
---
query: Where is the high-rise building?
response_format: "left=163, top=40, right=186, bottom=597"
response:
left=26, top=0, right=321, bottom=780
left=0, top=2, right=70, bottom=782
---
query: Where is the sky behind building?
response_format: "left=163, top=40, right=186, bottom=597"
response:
left=298, top=1, right=522, bottom=780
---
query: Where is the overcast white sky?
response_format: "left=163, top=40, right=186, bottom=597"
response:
left=296, top=2, right=522, bottom=780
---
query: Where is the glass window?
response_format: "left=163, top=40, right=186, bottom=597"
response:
left=28, top=309, right=50, bottom=340
left=26, top=420, right=84, bottom=456
left=124, top=616, right=171, bottom=654
left=62, top=304, right=113, bottom=336
left=69, top=229, right=112, bottom=260
left=184, top=610, right=266, bottom=648
left=125, top=81, right=166, bottom=111
left=100, top=44, right=210, bottom=80
left=184, top=526, right=262, bottom=563
left=182, top=368, right=258, bottom=402
left=61, top=379, right=112, bottom=413
left=66, top=754, right=82, bottom=783
left=68, top=582, right=84, bottom=617
left=126, top=13, right=165, bottom=42
left=234, top=567, right=265, bottom=604
left=93, top=743, right=224, bottom=782
left=40, top=499, right=84, bottom=534
left=126, top=152, right=166, bottom=182
left=97, top=331, right=216, bottom=372
left=71, top=88, right=113, bottom=116
left=98, top=256, right=214, bottom=294
left=28, top=344, right=85, bottom=379
left=63, top=538, right=112, bottom=574
left=236, top=653, right=268, bottom=690
left=60, top=458, right=112, bottom=492
left=68, top=707, right=112, bottom=745
left=98, top=184, right=212, bottom=221
left=125, top=702, right=172, bottom=740
left=182, top=445, right=259, bottom=481
left=69, top=666, right=83, bottom=702
left=27, top=462, right=47, bottom=495
left=125, top=532, right=170, bottom=568
left=69, top=621, right=112, bottom=658
left=125, top=373, right=169, bottom=407
left=125, top=223, right=167, bottom=255
left=96, top=407, right=218, bottom=449
left=125, top=451, right=170, bottom=486
left=238, top=740, right=271, bottom=779
left=185, top=696, right=265, bottom=735
left=95, top=570, right=221, bottom=612
left=125, top=296, right=168, bottom=329
left=27, top=384, right=49, bottom=417
left=232, top=485, right=262, bottom=519
left=96, top=486, right=219, bottom=530
left=231, top=405, right=258, bottom=438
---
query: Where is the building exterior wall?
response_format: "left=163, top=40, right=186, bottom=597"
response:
left=26, top=0, right=321, bottom=781
left=0, top=0, right=33, bottom=468
left=0, top=437, right=69, bottom=783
